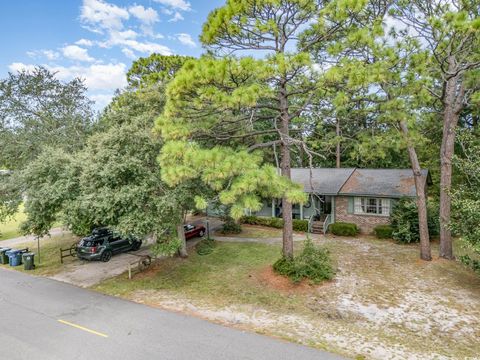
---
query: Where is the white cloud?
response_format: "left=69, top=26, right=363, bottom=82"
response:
left=107, top=29, right=138, bottom=44
left=100, top=29, right=171, bottom=55
left=121, top=48, right=137, bottom=59
left=26, top=49, right=60, bottom=60
left=90, top=93, right=114, bottom=109
left=168, top=12, right=184, bottom=22
left=161, top=8, right=173, bottom=15
left=80, top=0, right=129, bottom=32
left=8, top=62, right=37, bottom=73
left=62, top=45, right=95, bottom=62
left=176, top=33, right=196, bottom=47
left=121, top=40, right=172, bottom=55
left=154, top=0, right=191, bottom=11
left=129, top=5, right=159, bottom=25
left=9, top=62, right=127, bottom=91
left=54, top=63, right=128, bottom=90
left=155, top=0, right=190, bottom=21
left=75, top=38, right=94, bottom=47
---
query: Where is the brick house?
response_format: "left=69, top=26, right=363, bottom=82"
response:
left=254, top=168, right=431, bottom=234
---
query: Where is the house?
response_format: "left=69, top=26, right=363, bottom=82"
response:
left=253, top=168, right=431, bottom=234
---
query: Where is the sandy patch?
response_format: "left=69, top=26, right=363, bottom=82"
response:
left=130, top=290, right=459, bottom=360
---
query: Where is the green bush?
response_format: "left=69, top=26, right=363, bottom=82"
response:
left=292, top=219, right=309, bottom=232
left=273, top=238, right=334, bottom=283
left=330, top=222, right=359, bottom=236
left=241, top=216, right=308, bottom=232
left=220, top=217, right=242, bottom=234
left=266, top=217, right=283, bottom=228
left=241, top=215, right=282, bottom=228
left=459, top=255, right=480, bottom=275
left=391, top=198, right=439, bottom=243
left=373, top=225, right=394, bottom=239
left=195, top=238, right=216, bottom=255
left=241, top=215, right=283, bottom=228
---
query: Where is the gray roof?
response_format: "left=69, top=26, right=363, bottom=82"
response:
left=291, top=168, right=355, bottom=194
left=339, top=168, right=429, bottom=198
left=291, top=168, right=430, bottom=198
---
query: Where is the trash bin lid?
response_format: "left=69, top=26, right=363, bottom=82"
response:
left=22, top=252, right=34, bottom=257
left=0, top=247, right=11, bottom=252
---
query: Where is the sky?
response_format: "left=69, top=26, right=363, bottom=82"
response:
left=0, top=0, right=224, bottom=109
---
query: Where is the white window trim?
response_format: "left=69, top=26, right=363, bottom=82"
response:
left=354, top=197, right=390, bottom=217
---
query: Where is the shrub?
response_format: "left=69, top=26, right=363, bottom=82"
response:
left=390, top=198, right=439, bottom=243
left=292, top=219, right=308, bottom=232
left=266, top=217, right=283, bottom=228
left=195, top=238, right=216, bottom=256
left=273, top=238, right=334, bottom=283
left=459, top=255, right=480, bottom=275
left=330, top=222, right=359, bottom=236
left=241, top=216, right=308, bottom=232
left=241, top=215, right=283, bottom=228
left=220, top=216, right=242, bottom=234
left=374, top=225, right=394, bottom=239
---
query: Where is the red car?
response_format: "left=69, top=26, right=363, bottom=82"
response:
left=184, top=224, right=206, bottom=239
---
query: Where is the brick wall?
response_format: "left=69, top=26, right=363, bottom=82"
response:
left=334, top=196, right=391, bottom=234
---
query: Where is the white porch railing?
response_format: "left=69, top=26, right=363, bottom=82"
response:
left=308, top=216, right=314, bottom=233
left=323, top=214, right=332, bottom=234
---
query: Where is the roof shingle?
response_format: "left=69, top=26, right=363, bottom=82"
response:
left=290, top=168, right=429, bottom=198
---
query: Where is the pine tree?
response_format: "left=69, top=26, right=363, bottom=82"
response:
left=156, top=0, right=377, bottom=258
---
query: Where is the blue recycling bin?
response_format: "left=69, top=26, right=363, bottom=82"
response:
left=7, top=250, right=23, bottom=267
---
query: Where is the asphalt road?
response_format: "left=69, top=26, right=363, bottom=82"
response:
left=0, top=269, right=345, bottom=360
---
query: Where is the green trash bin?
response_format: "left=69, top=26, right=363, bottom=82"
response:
left=0, top=248, right=11, bottom=264
left=22, top=252, right=35, bottom=270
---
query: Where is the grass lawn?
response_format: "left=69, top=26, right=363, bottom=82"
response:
left=93, top=231, right=480, bottom=360
left=0, top=233, right=78, bottom=276
left=0, top=206, right=27, bottom=241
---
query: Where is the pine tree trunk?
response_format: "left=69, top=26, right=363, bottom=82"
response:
left=279, top=79, right=293, bottom=259
left=336, top=118, right=341, bottom=168
left=177, top=223, right=188, bottom=258
left=281, top=145, right=293, bottom=259
left=439, top=116, right=457, bottom=260
left=439, top=67, right=463, bottom=260
left=400, top=121, right=431, bottom=261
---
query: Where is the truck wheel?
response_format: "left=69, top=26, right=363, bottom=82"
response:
left=199, top=230, right=205, bottom=237
left=101, top=250, right=112, bottom=262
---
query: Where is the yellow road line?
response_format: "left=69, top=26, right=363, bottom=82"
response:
left=58, top=319, right=109, bottom=338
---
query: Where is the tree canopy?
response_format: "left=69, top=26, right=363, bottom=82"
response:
left=126, top=54, right=193, bottom=89
left=0, top=66, right=94, bottom=170
left=0, top=66, right=94, bottom=223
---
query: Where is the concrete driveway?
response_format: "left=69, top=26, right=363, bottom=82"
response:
left=0, top=269, right=345, bottom=360
left=50, top=244, right=155, bottom=287
left=1, top=217, right=224, bottom=288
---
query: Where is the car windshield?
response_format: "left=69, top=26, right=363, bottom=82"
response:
left=184, top=225, right=194, bottom=231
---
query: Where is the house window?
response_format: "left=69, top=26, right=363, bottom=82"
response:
left=354, top=197, right=390, bottom=216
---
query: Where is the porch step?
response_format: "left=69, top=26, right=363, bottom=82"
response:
left=311, top=221, right=324, bottom=234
